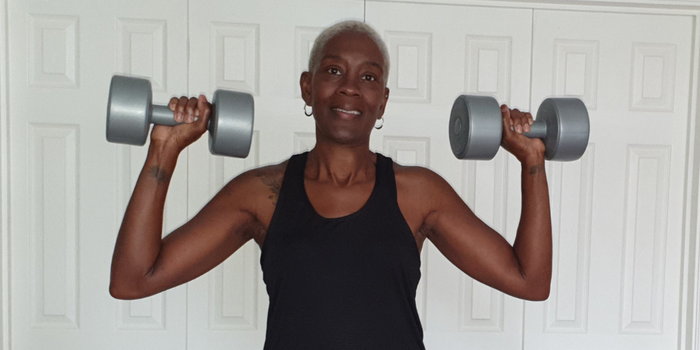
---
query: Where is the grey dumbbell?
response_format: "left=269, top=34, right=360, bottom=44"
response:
left=106, top=75, right=254, bottom=158
left=449, top=95, right=590, bottom=161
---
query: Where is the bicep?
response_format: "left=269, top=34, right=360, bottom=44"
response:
left=141, top=178, right=261, bottom=296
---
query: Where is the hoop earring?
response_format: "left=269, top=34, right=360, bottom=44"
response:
left=304, top=104, right=313, bottom=117
left=374, top=117, right=384, bottom=130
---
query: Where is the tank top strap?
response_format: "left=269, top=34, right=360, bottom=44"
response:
left=277, top=151, right=309, bottom=204
left=374, top=153, right=397, bottom=200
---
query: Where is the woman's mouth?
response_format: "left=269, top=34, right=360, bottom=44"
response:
left=333, top=108, right=362, bottom=116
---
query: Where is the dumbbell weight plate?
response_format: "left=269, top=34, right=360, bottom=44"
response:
left=537, top=98, right=589, bottom=161
left=449, top=95, right=503, bottom=160
left=209, top=90, right=254, bottom=158
left=106, top=75, right=152, bottom=146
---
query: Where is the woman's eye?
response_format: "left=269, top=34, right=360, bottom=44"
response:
left=327, top=68, right=340, bottom=75
left=363, top=75, right=376, bottom=81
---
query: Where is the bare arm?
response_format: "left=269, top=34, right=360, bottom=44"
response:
left=505, top=105, right=552, bottom=299
left=408, top=106, right=551, bottom=301
left=511, top=156, right=551, bottom=300
left=109, top=95, right=269, bottom=300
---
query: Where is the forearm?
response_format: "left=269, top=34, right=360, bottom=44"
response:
left=512, top=155, right=552, bottom=299
left=110, top=142, right=180, bottom=298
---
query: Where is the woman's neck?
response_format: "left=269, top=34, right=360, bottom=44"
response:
left=306, top=142, right=376, bottom=186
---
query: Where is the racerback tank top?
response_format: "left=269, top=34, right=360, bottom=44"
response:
left=260, top=152, right=425, bottom=349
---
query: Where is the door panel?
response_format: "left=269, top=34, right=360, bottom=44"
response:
left=9, top=0, right=189, bottom=349
left=366, top=2, right=533, bottom=349
left=526, top=10, right=693, bottom=350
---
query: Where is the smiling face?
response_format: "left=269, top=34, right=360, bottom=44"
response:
left=300, top=31, right=390, bottom=146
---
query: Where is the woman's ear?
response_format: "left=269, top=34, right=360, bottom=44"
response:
left=300, top=71, right=312, bottom=106
left=379, top=87, right=390, bottom=116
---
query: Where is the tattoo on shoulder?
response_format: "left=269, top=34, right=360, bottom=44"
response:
left=256, top=170, right=282, bottom=206
left=529, top=165, right=545, bottom=175
left=148, top=166, right=172, bottom=184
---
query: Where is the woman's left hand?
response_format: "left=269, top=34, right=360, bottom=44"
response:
left=499, top=105, right=546, bottom=164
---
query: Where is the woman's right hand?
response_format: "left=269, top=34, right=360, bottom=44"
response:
left=150, top=95, right=212, bottom=153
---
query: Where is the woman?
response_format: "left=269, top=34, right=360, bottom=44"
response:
left=110, top=20, right=551, bottom=349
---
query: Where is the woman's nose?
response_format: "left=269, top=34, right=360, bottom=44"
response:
left=338, top=76, right=361, bottom=96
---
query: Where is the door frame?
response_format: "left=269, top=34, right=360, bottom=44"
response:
left=1, top=0, right=10, bottom=349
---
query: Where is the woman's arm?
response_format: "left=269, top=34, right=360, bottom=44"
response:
left=511, top=151, right=551, bottom=300
left=403, top=106, right=551, bottom=301
left=109, top=96, right=269, bottom=300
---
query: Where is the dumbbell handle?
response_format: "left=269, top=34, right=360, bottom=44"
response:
left=151, top=104, right=209, bottom=126
left=150, top=105, right=181, bottom=126
left=521, top=120, right=546, bottom=139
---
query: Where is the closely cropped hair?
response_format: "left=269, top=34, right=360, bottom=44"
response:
left=307, top=20, right=390, bottom=84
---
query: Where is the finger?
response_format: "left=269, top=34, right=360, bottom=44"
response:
left=501, top=104, right=513, bottom=137
left=168, top=97, right=179, bottom=111
left=186, top=97, right=198, bottom=123
left=523, top=113, right=533, bottom=133
left=510, top=109, right=523, bottom=134
left=195, top=95, right=211, bottom=131
left=197, top=94, right=211, bottom=120
left=177, top=96, right=188, bottom=123
left=511, top=109, right=530, bottom=134
left=519, top=113, right=531, bottom=133
left=169, top=97, right=181, bottom=122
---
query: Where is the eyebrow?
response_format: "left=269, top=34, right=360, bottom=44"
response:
left=320, top=54, right=384, bottom=72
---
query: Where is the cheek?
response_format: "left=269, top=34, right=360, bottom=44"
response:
left=312, top=85, right=335, bottom=103
left=369, top=94, right=386, bottom=111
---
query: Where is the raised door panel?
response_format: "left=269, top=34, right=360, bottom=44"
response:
left=526, top=9, right=693, bottom=350
left=366, top=2, right=533, bottom=349
left=8, top=0, right=190, bottom=349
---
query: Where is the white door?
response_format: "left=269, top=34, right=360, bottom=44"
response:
left=366, top=2, right=533, bottom=349
left=8, top=0, right=191, bottom=349
left=184, top=1, right=364, bottom=349
left=525, top=9, right=693, bottom=350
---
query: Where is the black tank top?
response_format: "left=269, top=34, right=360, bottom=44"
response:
left=260, top=152, right=425, bottom=350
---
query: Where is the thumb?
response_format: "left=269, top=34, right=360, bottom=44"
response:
left=196, top=94, right=211, bottom=125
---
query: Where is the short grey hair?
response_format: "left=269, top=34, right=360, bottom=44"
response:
left=307, top=20, right=390, bottom=83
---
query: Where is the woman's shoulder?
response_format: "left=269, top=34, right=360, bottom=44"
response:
left=390, top=159, right=452, bottom=194
left=249, top=159, right=288, bottom=181
left=213, top=157, right=292, bottom=225
left=391, top=159, right=441, bottom=181
left=389, top=158, right=459, bottom=226
left=220, top=158, right=289, bottom=198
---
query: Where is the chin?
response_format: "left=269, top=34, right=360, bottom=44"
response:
left=322, top=128, right=372, bottom=146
